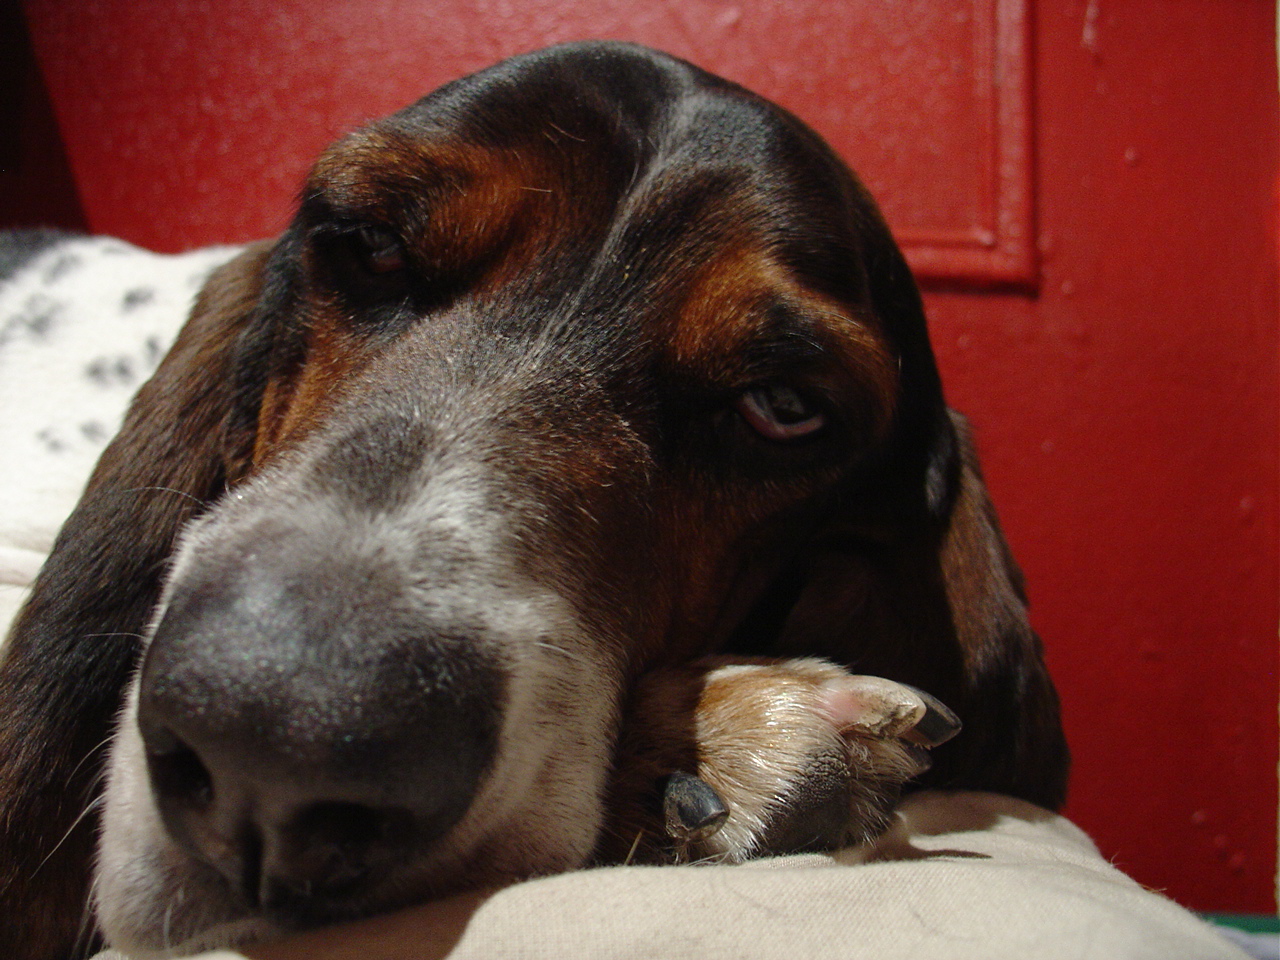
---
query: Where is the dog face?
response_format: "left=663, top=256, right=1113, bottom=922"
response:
left=96, top=43, right=912, bottom=951
left=0, top=42, right=1067, bottom=960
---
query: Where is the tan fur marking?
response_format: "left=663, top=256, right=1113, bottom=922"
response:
left=671, top=244, right=899, bottom=441
left=310, top=129, right=562, bottom=298
left=252, top=307, right=368, bottom=464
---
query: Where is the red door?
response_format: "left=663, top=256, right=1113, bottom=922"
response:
left=7, top=0, right=1278, bottom=913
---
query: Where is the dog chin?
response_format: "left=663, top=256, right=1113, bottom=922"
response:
left=122, top=919, right=281, bottom=960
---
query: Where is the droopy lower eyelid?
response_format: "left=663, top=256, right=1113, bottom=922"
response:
left=736, top=385, right=827, bottom=441
left=349, top=225, right=407, bottom=271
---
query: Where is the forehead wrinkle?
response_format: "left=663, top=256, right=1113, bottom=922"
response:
left=503, top=167, right=748, bottom=386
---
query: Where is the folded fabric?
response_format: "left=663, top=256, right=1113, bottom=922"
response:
left=91, top=791, right=1246, bottom=960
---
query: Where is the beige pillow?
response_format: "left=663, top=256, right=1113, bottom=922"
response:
left=93, top=791, right=1245, bottom=960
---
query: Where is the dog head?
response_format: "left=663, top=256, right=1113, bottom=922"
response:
left=0, top=42, right=1066, bottom=958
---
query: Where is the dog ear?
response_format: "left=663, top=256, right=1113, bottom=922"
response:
left=738, top=210, right=1069, bottom=811
left=932, top=418, right=1070, bottom=807
left=0, top=240, right=275, bottom=960
left=759, top=409, right=1070, bottom=811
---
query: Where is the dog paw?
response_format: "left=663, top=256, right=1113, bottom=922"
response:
left=601, top=657, right=959, bottom=865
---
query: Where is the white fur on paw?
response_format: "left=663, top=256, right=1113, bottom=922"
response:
left=685, top=657, right=948, bottom=861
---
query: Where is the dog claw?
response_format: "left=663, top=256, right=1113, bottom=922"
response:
left=899, top=684, right=962, bottom=747
left=663, top=771, right=730, bottom=843
left=819, top=675, right=961, bottom=747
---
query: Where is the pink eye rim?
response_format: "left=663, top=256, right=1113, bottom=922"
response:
left=353, top=224, right=407, bottom=274
left=735, top=384, right=827, bottom=442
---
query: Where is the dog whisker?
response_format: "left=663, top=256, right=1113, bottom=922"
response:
left=125, top=485, right=208, bottom=507
left=34, top=794, right=105, bottom=877
left=162, top=890, right=178, bottom=955
left=622, top=830, right=645, bottom=867
left=66, top=735, right=115, bottom=783
left=77, top=869, right=105, bottom=959
left=532, top=640, right=593, bottom=667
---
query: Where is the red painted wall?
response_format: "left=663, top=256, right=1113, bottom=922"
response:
left=9, top=0, right=1278, bottom=913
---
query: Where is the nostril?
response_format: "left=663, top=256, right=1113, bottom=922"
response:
left=284, top=801, right=411, bottom=883
left=144, top=728, right=214, bottom=808
left=295, top=801, right=399, bottom=851
left=256, top=801, right=412, bottom=919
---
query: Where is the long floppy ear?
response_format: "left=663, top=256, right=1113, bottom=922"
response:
left=763, top=418, right=1069, bottom=811
left=749, top=206, right=1069, bottom=810
left=0, top=241, right=274, bottom=960
left=933, top=415, right=1070, bottom=806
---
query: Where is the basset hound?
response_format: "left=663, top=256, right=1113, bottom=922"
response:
left=0, top=42, right=1068, bottom=959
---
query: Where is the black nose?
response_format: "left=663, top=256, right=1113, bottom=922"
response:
left=144, top=732, right=417, bottom=915
left=136, top=560, right=503, bottom=919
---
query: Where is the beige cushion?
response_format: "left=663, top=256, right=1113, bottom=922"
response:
left=94, top=791, right=1244, bottom=960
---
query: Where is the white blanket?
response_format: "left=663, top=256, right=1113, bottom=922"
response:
left=0, top=236, right=238, bottom=637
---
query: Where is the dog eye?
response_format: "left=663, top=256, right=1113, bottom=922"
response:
left=736, top=385, right=826, bottom=441
left=351, top=224, right=407, bottom=275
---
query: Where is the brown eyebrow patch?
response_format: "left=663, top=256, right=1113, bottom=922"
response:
left=252, top=134, right=579, bottom=464
left=260, top=120, right=644, bottom=468
left=308, top=127, right=562, bottom=295
left=669, top=242, right=899, bottom=439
